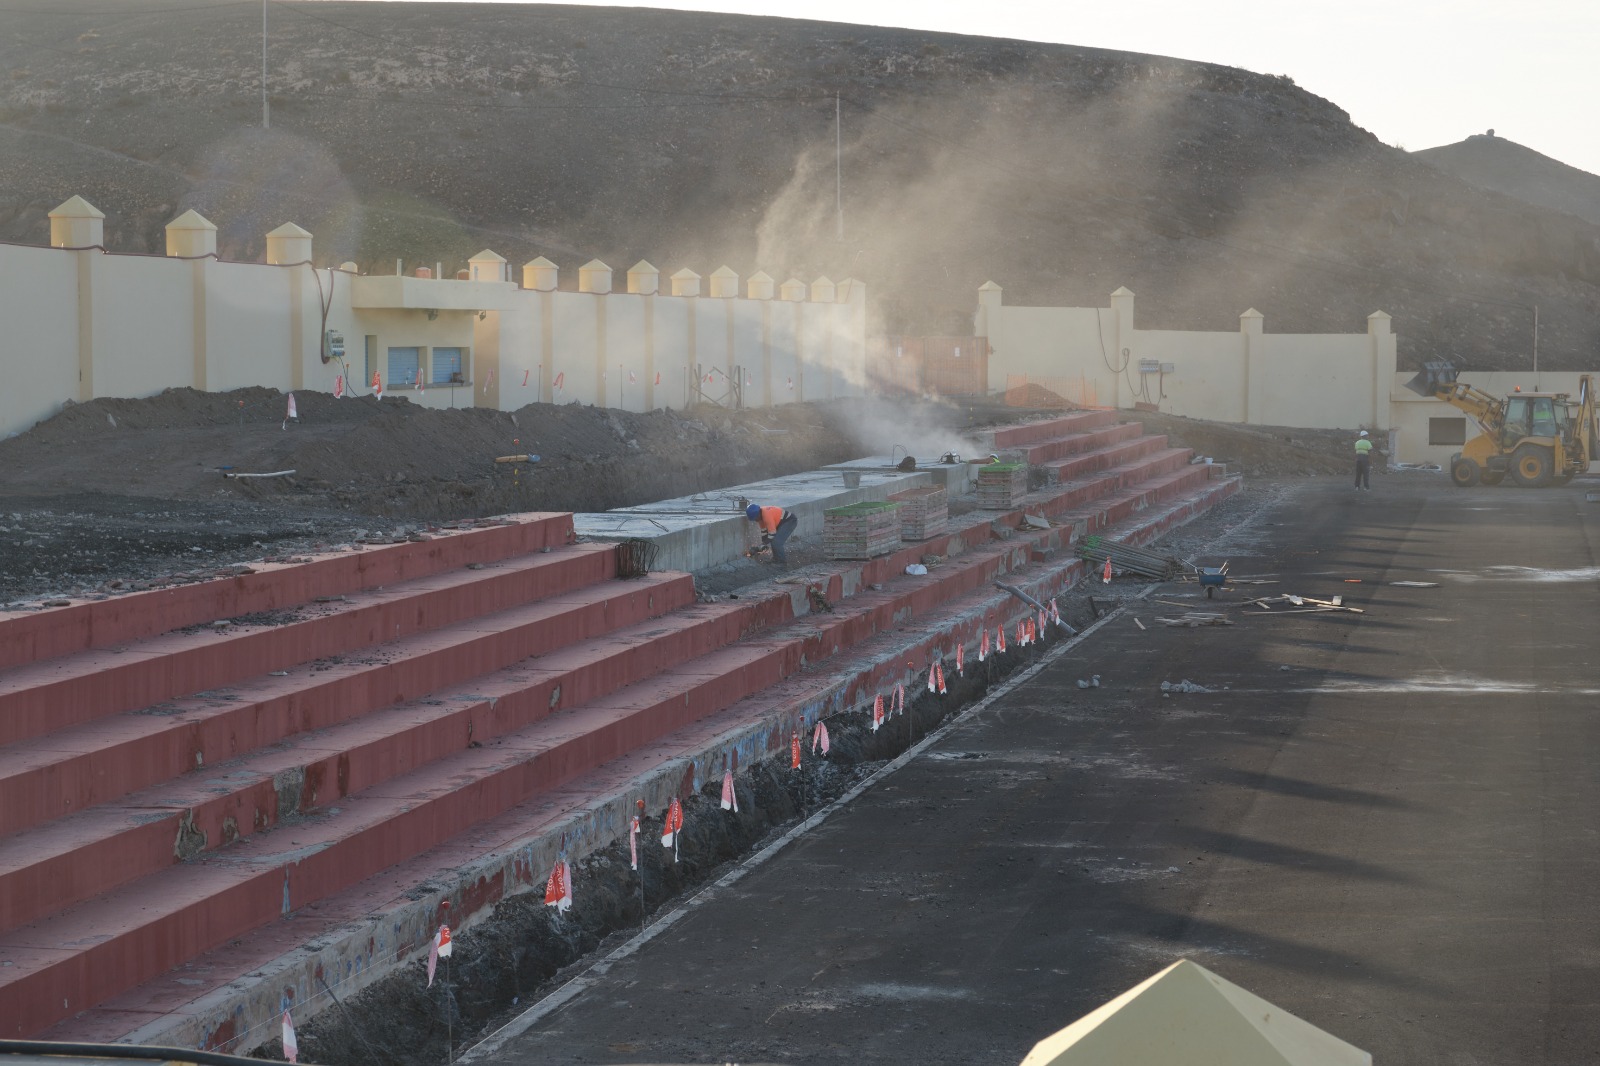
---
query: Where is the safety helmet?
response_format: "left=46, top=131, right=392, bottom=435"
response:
left=1359, top=430, right=1368, bottom=437
left=745, top=503, right=761, bottom=520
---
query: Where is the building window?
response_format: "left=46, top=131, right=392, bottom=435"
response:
left=432, top=347, right=467, bottom=384
left=1428, top=417, right=1467, bottom=446
left=388, top=346, right=421, bottom=387
left=364, top=336, right=377, bottom=384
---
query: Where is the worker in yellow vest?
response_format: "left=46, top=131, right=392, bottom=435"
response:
left=1354, top=430, right=1373, bottom=491
left=746, top=503, right=798, bottom=564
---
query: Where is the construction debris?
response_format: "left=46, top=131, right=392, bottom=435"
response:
left=1076, top=536, right=1184, bottom=580
left=1390, top=580, right=1440, bottom=588
left=1235, top=594, right=1364, bottom=615
left=1157, top=612, right=1232, bottom=627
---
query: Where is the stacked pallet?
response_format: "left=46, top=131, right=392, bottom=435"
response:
left=889, top=485, right=948, bottom=541
left=823, top=501, right=901, bottom=560
left=977, top=462, right=1029, bottom=509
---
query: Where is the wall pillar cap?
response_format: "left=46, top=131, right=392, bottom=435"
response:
left=267, top=222, right=312, bottom=239
left=578, top=258, right=613, bottom=294
left=1110, top=285, right=1135, bottom=298
left=779, top=277, right=807, bottom=301
left=49, top=195, right=105, bottom=220
left=709, top=264, right=739, bottom=298
left=747, top=271, right=775, bottom=300
left=166, top=208, right=216, bottom=231
left=978, top=280, right=1003, bottom=292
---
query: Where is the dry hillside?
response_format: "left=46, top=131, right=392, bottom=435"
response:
left=2, top=1, right=1599, bottom=368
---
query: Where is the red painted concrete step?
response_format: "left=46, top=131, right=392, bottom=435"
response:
left=0, top=586, right=800, bottom=932
left=23, top=467, right=1245, bottom=1043
left=0, top=513, right=576, bottom=673
left=992, top=410, right=1117, bottom=448
left=1043, top=434, right=1168, bottom=482
left=0, top=566, right=697, bottom=840
left=0, top=542, right=619, bottom=748
left=1020, top=422, right=1145, bottom=464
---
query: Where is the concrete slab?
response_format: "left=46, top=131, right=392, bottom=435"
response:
left=825, top=455, right=981, bottom=496
left=574, top=464, right=930, bottom=572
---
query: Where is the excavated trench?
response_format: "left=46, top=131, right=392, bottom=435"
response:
left=265, top=612, right=1084, bottom=1066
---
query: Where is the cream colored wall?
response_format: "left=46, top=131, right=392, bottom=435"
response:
left=1131, top=328, right=1246, bottom=422
left=94, top=255, right=193, bottom=398
left=978, top=285, right=1399, bottom=436
left=0, top=213, right=865, bottom=436
left=1254, top=334, right=1375, bottom=428
left=205, top=260, right=296, bottom=392
left=1, top=246, right=78, bottom=437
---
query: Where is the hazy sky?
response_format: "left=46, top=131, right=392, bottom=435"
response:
left=385, top=0, right=1600, bottom=176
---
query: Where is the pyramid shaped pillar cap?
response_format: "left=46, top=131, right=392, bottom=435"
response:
left=522, top=256, right=558, bottom=291
left=265, top=222, right=313, bottom=265
left=670, top=267, right=702, bottom=297
left=746, top=270, right=775, bottom=300
left=578, top=258, right=613, bottom=294
left=165, top=209, right=218, bottom=258
left=468, top=248, right=507, bottom=282
left=779, top=277, right=807, bottom=302
left=49, top=195, right=105, bottom=248
left=628, top=260, right=660, bottom=294
left=708, top=265, right=739, bottom=298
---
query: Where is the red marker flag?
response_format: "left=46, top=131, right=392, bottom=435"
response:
left=997, top=625, right=1007, bottom=654
left=956, top=641, right=964, bottom=677
left=654, top=371, right=661, bottom=386
left=661, top=797, right=684, bottom=852
left=1028, top=618, right=1038, bottom=644
left=786, top=376, right=794, bottom=391
left=1049, top=597, right=1060, bottom=624
left=628, top=370, right=637, bottom=384
left=372, top=371, right=383, bottom=400
left=935, top=662, right=947, bottom=695
left=414, top=367, right=424, bottom=392
left=522, top=368, right=530, bottom=387
left=895, top=683, right=905, bottom=716
left=812, top=720, right=830, bottom=755
left=334, top=374, right=345, bottom=399
left=554, top=371, right=565, bottom=392
left=927, top=662, right=938, bottom=693
left=1102, top=556, right=1112, bottom=584
left=1017, top=620, right=1027, bottom=647
left=427, top=923, right=453, bottom=987
left=630, top=815, right=639, bottom=870
left=872, top=694, right=885, bottom=732
left=1039, top=608, right=1048, bottom=633
left=544, top=862, right=572, bottom=912
left=721, top=769, right=739, bottom=811
left=282, top=1011, right=298, bottom=1063
left=790, top=730, right=802, bottom=770
left=284, top=392, right=298, bottom=424
left=979, top=629, right=990, bottom=662
left=483, top=369, right=495, bottom=394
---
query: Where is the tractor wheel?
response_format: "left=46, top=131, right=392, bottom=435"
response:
left=1510, top=444, right=1553, bottom=487
left=1480, top=470, right=1505, bottom=486
left=1450, top=457, right=1480, bottom=488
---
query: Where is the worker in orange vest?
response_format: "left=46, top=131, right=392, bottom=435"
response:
left=745, top=502, right=797, bottom=564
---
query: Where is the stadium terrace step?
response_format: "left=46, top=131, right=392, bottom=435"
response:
left=3, top=415, right=1242, bottom=1044
left=0, top=512, right=576, bottom=673
left=1019, top=421, right=1146, bottom=465
left=1041, top=433, right=1167, bottom=481
left=990, top=409, right=1117, bottom=449
left=0, top=539, right=617, bottom=747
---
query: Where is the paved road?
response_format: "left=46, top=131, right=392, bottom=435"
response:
left=473, top=479, right=1600, bottom=1065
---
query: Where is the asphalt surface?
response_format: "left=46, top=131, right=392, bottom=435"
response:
left=469, top=476, right=1600, bottom=1066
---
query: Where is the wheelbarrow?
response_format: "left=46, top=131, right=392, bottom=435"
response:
left=1195, top=561, right=1230, bottom=598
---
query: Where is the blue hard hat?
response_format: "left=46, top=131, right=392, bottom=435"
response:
left=745, top=503, right=761, bottom=520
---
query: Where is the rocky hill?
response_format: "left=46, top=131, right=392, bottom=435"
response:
left=2, top=1, right=1598, bottom=369
left=1417, top=132, right=1600, bottom=229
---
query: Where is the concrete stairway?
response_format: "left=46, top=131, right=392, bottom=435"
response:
left=0, top=415, right=1237, bottom=1047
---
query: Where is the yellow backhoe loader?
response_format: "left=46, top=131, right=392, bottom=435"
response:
left=1405, top=362, right=1598, bottom=487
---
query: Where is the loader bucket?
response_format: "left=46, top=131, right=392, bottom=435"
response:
left=1404, top=360, right=1459, bottom=397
